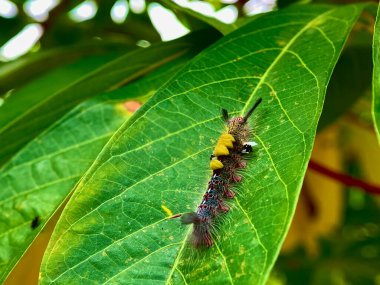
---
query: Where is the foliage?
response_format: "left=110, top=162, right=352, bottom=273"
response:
left=0, top=1, right=379, bottom=285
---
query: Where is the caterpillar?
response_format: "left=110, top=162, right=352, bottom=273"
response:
left=181, top=98, right=262, bottom=247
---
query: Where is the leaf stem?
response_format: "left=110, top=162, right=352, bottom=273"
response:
left=308, top=160, right=380, bottom=195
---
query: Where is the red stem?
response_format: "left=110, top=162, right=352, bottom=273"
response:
left=308, top=160, right=380, bottom=195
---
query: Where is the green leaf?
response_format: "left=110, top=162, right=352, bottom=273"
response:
left=373, top=4, right=380, bottom=142
left=40, top=4, right=363, bottom=285
left=0, top=31, right=220, bottom=166
left=0, top=53, right=118, bottom=163
left=0, top=42, right=134, bottom=93
left=318, top=6, right=375, bottom=131
left=319, top=46, right=372, bottom=131
left=0, top=55, right=190, bottom=283
left=158, top=0, right=236, bottom=34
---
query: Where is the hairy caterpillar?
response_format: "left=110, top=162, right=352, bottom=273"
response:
left=181, top=98, right=262, bottom=247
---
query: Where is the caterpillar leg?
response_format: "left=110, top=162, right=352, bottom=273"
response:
left=237, top=161, right=247, bottom=168
left=218, top=203, right=229, bottom=213
left=233, top=174, right=242, bottom=183
left=224, top=188, right=235, bottom=199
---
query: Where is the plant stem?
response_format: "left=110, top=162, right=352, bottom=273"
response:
left=308, top=160, right=380, bottom=195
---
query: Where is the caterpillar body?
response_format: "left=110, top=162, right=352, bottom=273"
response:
left=181, top=98, right=262, bottom=247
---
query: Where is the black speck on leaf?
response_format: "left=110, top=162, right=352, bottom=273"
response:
left=31, top=216, right=40, bottom=229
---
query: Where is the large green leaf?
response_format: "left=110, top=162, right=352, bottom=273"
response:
left=373, top=4, right=380, bottom=142
left=0, top=55, right=190, bottom=283
left=0, top=31, right=220, bottom=166
left=40, top=4, right=363, bottom=284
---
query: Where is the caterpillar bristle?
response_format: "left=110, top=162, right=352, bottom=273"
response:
left=243, top=98, right=262, bottom=123
left=192, top=223, right=213, bottom=247
left=181, top=212, right=199, bottom=224
left=221, top=109, right=229, bottom=122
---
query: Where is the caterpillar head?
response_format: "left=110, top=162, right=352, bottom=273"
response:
left=225, top=98, right=262, bottom=139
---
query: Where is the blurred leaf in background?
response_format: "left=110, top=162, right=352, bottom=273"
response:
left=275, top=110, right=380, bottom=284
